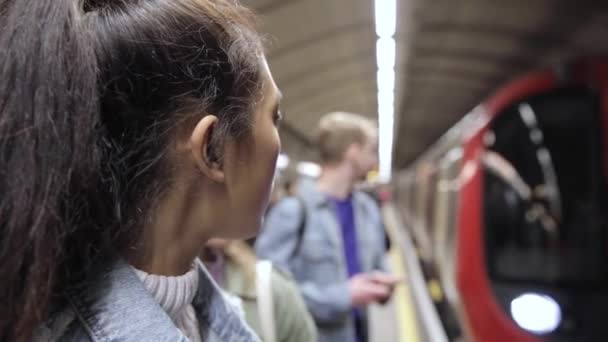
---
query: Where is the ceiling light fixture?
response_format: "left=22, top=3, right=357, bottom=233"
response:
left=375, top=0, right=397, bottom=183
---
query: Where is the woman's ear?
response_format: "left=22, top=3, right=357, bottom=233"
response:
left=190, top=115, right=225, bottom=182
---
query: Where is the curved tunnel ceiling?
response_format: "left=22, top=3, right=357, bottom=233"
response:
left=244, top=0, right=608, bottom=170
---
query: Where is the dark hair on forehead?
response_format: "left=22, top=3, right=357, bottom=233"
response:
left=0, top=0, right=265, bottom=338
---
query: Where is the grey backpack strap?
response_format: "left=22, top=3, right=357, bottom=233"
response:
left=256, top=260, right=276, bottom=342
left=290, top=196, right=307, bottom=258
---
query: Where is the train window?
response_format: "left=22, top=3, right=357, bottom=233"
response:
left=484, top=87, right=608, bottom=284
left=483, top=87, right=608, bottom=338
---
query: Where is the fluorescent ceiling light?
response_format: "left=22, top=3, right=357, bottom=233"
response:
left=375, top=58, right=395, bottom=183
left=376, top=37, right=396, bottom=69
left=296, top=161, right=321, bottom=178
left=378, top=98, right=394, bottom=183
left=377, top=89, right=395, bottom=108
left=378, top=142, right=393, bottom=183
left=375, top=0, right=396, bottom=37
left=375, top=0, right=397, bottom=183
left=379, top=113, right=394, bottom=147
left=377, top=68, right=395, bottom=93
left=276, top=153, right=289, bottom=170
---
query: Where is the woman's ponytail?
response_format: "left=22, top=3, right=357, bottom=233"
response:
left=0, top=0, right=99, bottom=339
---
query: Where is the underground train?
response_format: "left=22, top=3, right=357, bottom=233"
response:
left=394, top=58, right=608, bottom=341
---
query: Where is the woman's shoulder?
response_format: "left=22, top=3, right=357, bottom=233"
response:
left=33, top=259, right=190, bottom=341
left=34, top=259, right=259, bottom=342
left=32, top=307, right=89, bottom=341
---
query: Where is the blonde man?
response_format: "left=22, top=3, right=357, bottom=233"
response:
left=256, top=112, right=399, bottom=342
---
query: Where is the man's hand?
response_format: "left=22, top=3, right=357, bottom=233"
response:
left=368, top=271, right=402, bottom=304
left=349, top=272, right=400, bottom=307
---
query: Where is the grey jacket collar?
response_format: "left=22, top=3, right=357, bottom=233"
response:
left=299, top=183, right=336, bottom=209
left=66, top=257, right=259, bottom=341
left=300, top=183, right=368, bottom=213
left=192, top=259, right=259, bottom=341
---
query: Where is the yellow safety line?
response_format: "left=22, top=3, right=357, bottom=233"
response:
left=384, top=206, right=420, bottom=342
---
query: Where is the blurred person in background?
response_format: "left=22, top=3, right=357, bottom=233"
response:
left=256, top=112, right=400, bottom=342
left=268, top=170, right=299, bottom=211
left=269, top=184, right=287, bottom=211
left=281, top=168, right=300, bottom=196
left=0, top=0, right=283, bottom=340
left=201, top=239, right=317, bottom=342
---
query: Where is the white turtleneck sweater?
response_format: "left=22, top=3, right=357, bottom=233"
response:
left=132, top=266, right=202, bottom=342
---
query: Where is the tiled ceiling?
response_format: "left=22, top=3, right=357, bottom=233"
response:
left=244, top=0, right=608, bottom=170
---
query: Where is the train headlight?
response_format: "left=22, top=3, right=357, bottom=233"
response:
left=510, top=293, right=561, bottom=334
